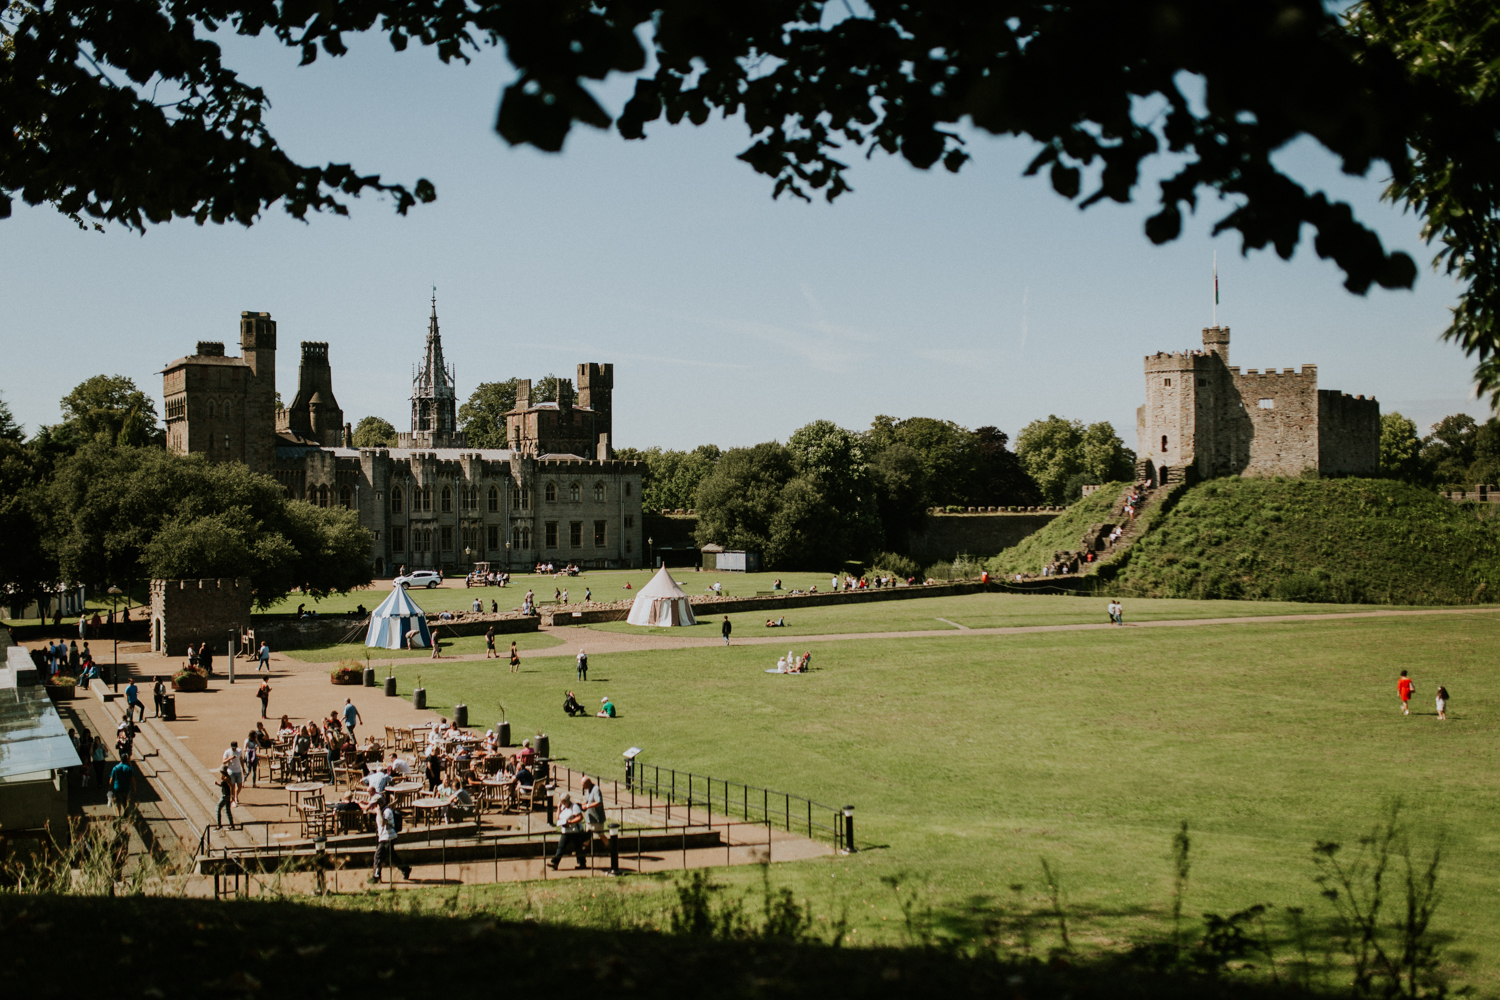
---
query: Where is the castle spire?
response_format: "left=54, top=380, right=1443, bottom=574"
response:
left=410, top=294, right=458, bottom=442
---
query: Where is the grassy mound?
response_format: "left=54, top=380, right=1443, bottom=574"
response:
left=1110, top=477, right=1500, bottom=605
left=985, top=482, right=1130, bottom=576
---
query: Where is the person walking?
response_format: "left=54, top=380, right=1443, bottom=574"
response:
left=215, top=766, right=236, bottom=828
left=576, top=649, right=588, bottom=682
left=510, top=640, right=520, bottom=674
left=243, top=740, right=259, bottom=787
left=721, top=615, right=732, bottom=647
left=257, top=640, right=271, bottom=672
left=256, top=677, right=272, bottom=718
left=370, top=793, right=411, bottom=882
left=343, top=698, right=362, bottom=739
left=152, top=676, right=167, bottom=717
left=124, top=679, right=145, bottom=722
left=1398, top=670, right=1415, bottom=716
left=485, top=626, right=497, bottom=659
left=222, top=741, right=244, bottom=805
left=548, top=793, right=588, bottom=870
left=1436, top=684, right=1450, bottom=721
left=109, top=753, right=136, bottom=816
left=91, top=739, right=108, bottom=789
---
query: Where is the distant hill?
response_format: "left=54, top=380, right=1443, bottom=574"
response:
left=989, top=478, right=1500, bottom=606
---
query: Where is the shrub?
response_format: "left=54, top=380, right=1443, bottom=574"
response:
left=172, top=665, right=208, bottom=691
left=329, top=660, right=364, bottom=685
left=871, top=551, right=920, bottom=579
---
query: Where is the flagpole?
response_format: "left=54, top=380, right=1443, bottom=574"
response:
left=1213, top=250, right=1218, bottom=327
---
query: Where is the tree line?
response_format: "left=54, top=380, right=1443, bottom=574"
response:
left=1380, top=412, right=1500, bottom=489
left=616, top=415, right=1136, bottom=571
left=0, top=382, right=371, bottom=614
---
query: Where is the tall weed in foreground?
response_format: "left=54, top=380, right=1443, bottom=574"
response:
left=0, top=814, right=187, bottom=897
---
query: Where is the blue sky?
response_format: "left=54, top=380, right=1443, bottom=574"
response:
left=1, top=31, right=1486, bottom=452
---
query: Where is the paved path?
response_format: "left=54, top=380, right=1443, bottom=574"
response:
left=499, top=604, right=1500, bottom=659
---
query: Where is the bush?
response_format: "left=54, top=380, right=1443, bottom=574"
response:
left=172, top=666, right=208, bottom=691
left=871, top=551, right=920, bottom=580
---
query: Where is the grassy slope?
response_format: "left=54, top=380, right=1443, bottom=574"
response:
left=986, top=482, right=1130, bottom=577
left=409, top=611, right=1500, bottom=989
left=1112, top=478, right=1500, bottom=605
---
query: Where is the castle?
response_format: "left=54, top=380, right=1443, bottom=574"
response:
left=161, top=301, right=644, bottom=575
left=1136, top=326, right=1380, bottom=486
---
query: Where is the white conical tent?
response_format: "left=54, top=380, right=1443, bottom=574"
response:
left=626, top=567, right=697, bottom=626
left=365, top=586, right=432, bottom=649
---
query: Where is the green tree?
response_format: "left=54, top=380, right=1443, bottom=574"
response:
left=634, top=445, right=720, bottom=512
left=1016, top=416, right=1086, bottom=505
left=1079, top=422, right=1137, bottom=486
left=1421, top=414, right=1479, bottom=486
left=352, top=416, right=398, bottom=448
left=1379, top=411, right=1425, bottom=484
left=785, top=420, right=884, bottom=567
left=0, top=392, right=22, bottom=442
left=39, top=444, right=371, bottom=606
left=58, top=374, right=164, bottom=448
left=1471, top=419, right=1500, bottom=486
left=0, top=434, right=53, bottom=610
left=458, top=379, right=519, bottom=448
left=693, top=442, right=797, bottom=564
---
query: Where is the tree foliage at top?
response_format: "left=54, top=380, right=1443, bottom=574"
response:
left=8, top=2, right=1500, bottom=400
left=1379, top=410, right=1500, bottom=489
left=458, top=375, right=564, bottom=449
left=617, top=444, right=721, bottom=513
left=1016, top=416, right=1136, bottom=505
left=58, top=374, right=164, bottom=448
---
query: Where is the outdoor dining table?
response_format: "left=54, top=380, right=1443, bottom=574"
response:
left=412, top=796, right=446, bottom=827
left=286, top=781, right=325, bottom=816
left=387, top=780, right=423, bottom=808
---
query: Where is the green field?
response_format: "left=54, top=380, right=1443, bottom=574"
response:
left=581, top=591, right=1430, bottom=639
left=401, top=608, right=1500, bottom=990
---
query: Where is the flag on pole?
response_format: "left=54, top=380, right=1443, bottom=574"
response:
left=1214, top=252, right=1219, bottom=306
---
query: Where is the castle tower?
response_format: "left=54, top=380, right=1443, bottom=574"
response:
left=283, top=341, right=345, bottom=447
left=405, top=294, right=464, bottom=448
left=577, top=362, right=614, bottom=458
left=240, top=311, right=277, bottom=471
left=1202, top=325, right=1230, bottom=365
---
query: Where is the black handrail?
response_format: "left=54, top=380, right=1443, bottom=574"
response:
left=624, top=762, right=844, bottom=846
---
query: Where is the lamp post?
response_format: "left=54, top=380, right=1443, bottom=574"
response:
left=607, top=821, right=622, bottom=876
left=647, top=536, right=654, bottom=569
left=107, top=585, right=122, bottom=692
left=842, top=804, right=856, bottom=854
left=505, top=540, right=511, bottom=575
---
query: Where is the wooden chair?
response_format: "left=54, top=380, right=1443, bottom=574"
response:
left=385, top=726, right=397, bottom=748
left=267, top=754, right=288, bottom=784
left=297, top=795, right=328, bottom=838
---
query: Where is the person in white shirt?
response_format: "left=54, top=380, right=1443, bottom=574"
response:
left=549, top=793, right=588, bottom=870
left=221, top=742, right=244, bottom=804
left=369, top=793, right=410, bottom=882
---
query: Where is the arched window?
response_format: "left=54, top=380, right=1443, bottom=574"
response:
left=519, top=487, right=531, bottom=510
left=208, top=400, right=216, bottom=418
left=420, top=486, right=432, bottom=512
left=545, top=482, right=557, bottom=503
left=594, top=482, right=605, bottom=502
left=317, top=484, right=330, bottom=507
left=488, top=486, right=500, bottom=512
left=441, top=486, right=453, bottom=512
left=1161, top=435, right=1168, bottom=453
left=569, top=482, right=581, bottom=502
left=340, top=485, right=352, bottom=509
left=392, top=487, right=404, bottom=514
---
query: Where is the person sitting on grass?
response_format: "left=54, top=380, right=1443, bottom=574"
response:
left=563, top=691, right=587, bottom=717
left=597, top=696, right=617, bottom=718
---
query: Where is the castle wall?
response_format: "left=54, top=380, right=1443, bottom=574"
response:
left=1139, top=352, right=1203, bottom=480
left=150, top=577, right=254, bottom=657
left=1317, top=390, right=1380, bottom=475
left=1229, top=366, right=1320, bottom=476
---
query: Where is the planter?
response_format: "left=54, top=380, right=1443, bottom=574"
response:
left=46, top=684, right=76, bottom=701
left=330, top=671, right=362, bottom=685
left=172, top=673, right=208, bottom=692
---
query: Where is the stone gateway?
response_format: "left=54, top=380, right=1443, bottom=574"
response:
left=1135, top=326, right=1379, bottom=486
left=161, top=301, right=644, bottom=577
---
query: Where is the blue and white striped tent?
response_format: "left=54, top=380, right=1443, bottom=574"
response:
left=365, top=586, right=431, bottom=649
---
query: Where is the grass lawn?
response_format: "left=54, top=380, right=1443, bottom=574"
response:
left=256, top=569, right=846, bottom=617
left=582, top=591, right=1437, bottom=639
left=401, top=610, right=1500, bottom=989
left=279, top=630, right=565, bottom=664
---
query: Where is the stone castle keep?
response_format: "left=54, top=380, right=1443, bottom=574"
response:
left=161, top=301, right=644, bottom=576
left=1136, top=326, right=1380, bottom=486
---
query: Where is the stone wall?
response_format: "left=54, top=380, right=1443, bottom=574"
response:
left=1230, top=366, right=1321, bottom=476
left=542, top=580, right=997, bottom=625
left=150, top=578, right=254, bottom=657
left=1317, top=390, right=1380, bottom=475
left=904, top=512, right=1060, bottom=564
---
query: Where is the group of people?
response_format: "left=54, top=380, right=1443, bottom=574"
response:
left=562, top=689, right=616, bottom=717
left=533, top=561, right=579, bottom=576
left=1397, top=670, right=1451, bottom=721
left=466, top=570, right=512, bottom=587
left=769, top=650, right=811, bottom=674
left=34, top=638, right=92, bottom=680
left=1106, top=600, right=1126, bottom=625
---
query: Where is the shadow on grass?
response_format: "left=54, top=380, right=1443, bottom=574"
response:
left=0, top=893, right=1382, bottom=999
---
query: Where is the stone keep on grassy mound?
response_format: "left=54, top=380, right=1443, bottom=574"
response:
left=1110, top=478, right=1500, bottom=605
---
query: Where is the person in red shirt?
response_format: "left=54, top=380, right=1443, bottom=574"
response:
left=1397, top=670, right=1415, bottom=716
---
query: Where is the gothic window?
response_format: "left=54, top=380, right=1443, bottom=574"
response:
left=223, top=433, right=229, bottom=452
left=624, top=482, right=632, bottom=497
left=392, top=488, right=404, bottom=514
left=318, top=484, right=330, bottom=507
left=594, top=482, right=605, bottom=502
left=441, top=486, right=453, bottom=512
left=545, top=522, right=558, bottom=548
left=461, top=526, right=478, bottom=556
left=569, top=482, right=580, bottom=502
left=569, top=522, right=583, bottom=547
left=487, top=525, right=499, bottom=551
left=488, top=486, right=500, bottom=513
left=393, top=526, right=406, bottom=551
left=519, top=487, right=531, bottom=510
left=594, top=521, right=606, bottom=547
left=545, top=482, right=557, bottom=503
left=1161, top=435, right=1168, bottom=453
left=441, top=525, right=454, bottom=550
left=625, top=538, right=632, bottom=553
left=208, top=400, right=216, bottom=418
left=420, top=486, right=432, bottom=512
left=340, top=485, right=352, bottom=509
left=624, top=515, right=634, bottom=529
